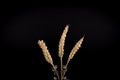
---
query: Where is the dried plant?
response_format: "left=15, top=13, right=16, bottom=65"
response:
left=66, top=36, right=84, bottom=67
left=58, top=25, right=69, bottom=80
left=38, top=25, right=84, bottom=80
left=38, top=40, right=53, bottom=65
left=58, top=25, right=69, bottom=58
left=38, top=40, right=60, bottom=79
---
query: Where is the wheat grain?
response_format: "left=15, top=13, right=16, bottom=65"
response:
left=58, top=25, right=69, bottom=58
left=66, top=36, right=84, bottom=66
left=38, top=40, right=53, bottom=65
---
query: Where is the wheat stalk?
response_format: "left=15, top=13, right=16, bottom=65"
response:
left=66, top=36, right=84, bottom=67
left=58, top=25, right=69, bottom=80
left=38, top=40, right=60, bottom=80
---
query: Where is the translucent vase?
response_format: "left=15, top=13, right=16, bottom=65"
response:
left=52, top=65, right=70, bottom=80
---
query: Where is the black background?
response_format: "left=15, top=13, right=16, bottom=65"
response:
left=0, top=3, right=119, bottom=80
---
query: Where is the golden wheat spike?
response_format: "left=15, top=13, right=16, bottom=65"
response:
left=38, top=40, right=53, bottom=65
left=66, top=36, right=84, bottom=66
left=58, top=25, right=69, bottom=58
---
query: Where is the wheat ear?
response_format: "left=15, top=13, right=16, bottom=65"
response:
left=38, top=40, right=53, bottom=65
left=38, top=40, right=60, bottom=80
left=58, top=25, right=69, bottom=58
left=66, top=36, right=84, bottom=67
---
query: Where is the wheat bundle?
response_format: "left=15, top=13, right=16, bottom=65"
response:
left=38, top=25, right=84, bottom=80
